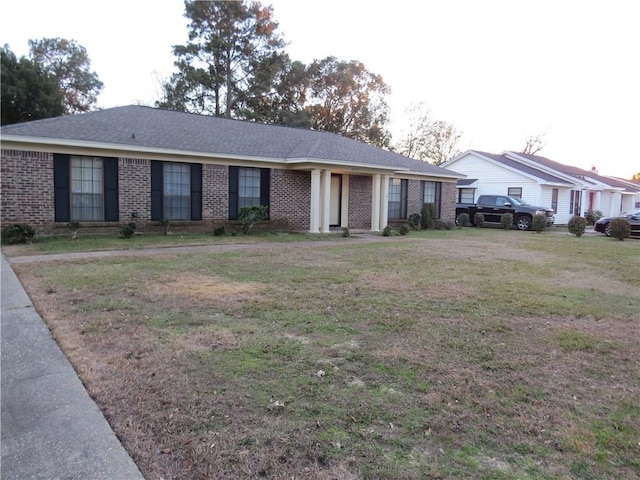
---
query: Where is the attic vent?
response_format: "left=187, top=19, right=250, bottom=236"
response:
left=122, top=158, right=149, bottom=166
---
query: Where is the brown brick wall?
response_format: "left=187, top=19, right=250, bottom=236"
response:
left=1, top=149, right=54, bottom=229
left=1, top=148, right=457, bottom=233
left=270, top=169, right=310, bottom=230
left=119, top=158, right=151, bottom=225
left=441, top=181, right=457, bottom=222
left=407, top=180, right=422, bottom=217
left=348, top=175, right=372, bottom=230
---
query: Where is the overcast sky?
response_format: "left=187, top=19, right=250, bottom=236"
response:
left=2, top=0, right=638, bottom=178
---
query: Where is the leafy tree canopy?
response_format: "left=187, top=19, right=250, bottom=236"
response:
left=159, top=0, right=393, bottom=147
left=1, top=44, right=64, bottom=125
left=29, top=37, right=104, bottom=114
left=158, top=0, right=286, bottom=118
left=305, top=56, right=391, bottom=148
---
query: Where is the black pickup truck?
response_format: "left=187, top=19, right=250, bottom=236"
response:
left=456, top=195, right=555, bottom=231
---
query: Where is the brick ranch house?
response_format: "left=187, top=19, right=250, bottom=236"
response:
left=1, top=105, right=463, bottom=235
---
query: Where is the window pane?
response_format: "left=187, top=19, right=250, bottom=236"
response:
left=388, top=178, right=405, bottom=219
left=163, top=163, right=190, bottom=220
left=239, top=167, right=261, bottom=208
left=459, top=188, right=474, bottom=204
left=508, top=187, right=522, bottom=198
left=70, top=156, right=104, bottom=221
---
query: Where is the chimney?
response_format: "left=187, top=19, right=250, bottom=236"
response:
left=591, top=165, right=598, bottom=175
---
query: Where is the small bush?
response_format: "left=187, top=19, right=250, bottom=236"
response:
left=213, top=226, right=226, bottom=237
left=421, top=203, right=437, bottom=229
left=433, top=219, right=454, bottom=230
left=474, top=212, right=485, bottom=228
left=239, top=205, right=268, bottom=234
left=120, top=224, right=135, bottom=239
left=408, top=213, right=421, bottom=230
left=456, top=212, right=470, bottom=228
left=610, top=217, right=630, bottom=241
left=1, top=223, right=36, bottom=244
left=67, top=221, right=81, bottom=240
left=533, top=213, right=547, bottom=233
left=398, top=224, right=410, bottom=235
left=341, top=227, right=350, bottom=238
left=381, top=225, right=393, bottom=236
left=159, top=218, right=171, bottom=235
left=567, top=215, right=587, bottom=237
left=585, top=210, right=603, bottom=226
left=500, top=213, right=514, bottom=230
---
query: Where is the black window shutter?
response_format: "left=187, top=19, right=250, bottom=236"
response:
left=103, top=157, right=119, bottom=221
left=190, top=163, right=202, bottom=220
left=260, top=168, right=270, bottom=218
left=53, top=154, right=70, bottom=222
left=401, top=179, right=408, bottom=219
left=151, top=161, right=163, bottom=221
left=229, top=166, right=239, bottom=220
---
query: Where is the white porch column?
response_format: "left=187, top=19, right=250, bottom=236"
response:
left=371, top=174, right=381, bottom=231
left=379, top=174, right=389, bottom=229
left=310, top=169, right=321, bottom=233
left=594, top=191, right=602, bottom=212
left=340, top=175, right=350, bottom=228
left=579, top=190, right=587, bottom=217
left=321, top=169, right=332, bottom=233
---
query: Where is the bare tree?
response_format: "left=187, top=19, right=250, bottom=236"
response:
left=394, top=102, right=461, bottom=165
left=522, top=132, right=546, bottom=155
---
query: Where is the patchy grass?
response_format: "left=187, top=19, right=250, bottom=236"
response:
left=9, top=229, right=640, bottom=479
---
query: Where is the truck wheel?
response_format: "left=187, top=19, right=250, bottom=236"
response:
left=516, top=215, right=532, bottom=231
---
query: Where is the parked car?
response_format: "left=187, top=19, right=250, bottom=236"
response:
left=594, top=210, right=640, bottom=237
left=456, top=195, right=555, bottom=231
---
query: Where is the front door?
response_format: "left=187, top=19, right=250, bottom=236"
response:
left=330, top=175, right=342, bottom=226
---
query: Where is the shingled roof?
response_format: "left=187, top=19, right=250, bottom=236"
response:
left=471, top=150, right=573, bottom=185
left=1, top=105, right=462, bottom=178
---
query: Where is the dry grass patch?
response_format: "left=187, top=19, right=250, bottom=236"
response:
left=8, top=231, right=640, bottom=479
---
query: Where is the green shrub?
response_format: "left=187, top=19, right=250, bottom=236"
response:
left=381, top=225, right=393, bottom=236
left=421, top=203, right=437, bottom=229
left=610, top=217, right=630, bottom=241
left=433, top=219, right=454, bottom=230
left=119, top=224, right=135, bottom=239
left=474, top=212, right=485, bottom=228
left=398, top=224, right=410, bottom=235
left=456, top=212, right=470, bottom=228
left=500, top=213, right=513, bottom=230
left=159, top=218, right=171, bottom=235
left=585, top=210, right=603, bottom=226
left=213, top=226, right=226, bottom=237
left=532, top=213, right=547, bottom=233
left=341, top=227, right=350, bottom=238
left=67, top=221, right=81, bottom=240
left=567, top=215, right=587, bottom=237
left=238, top=205, right=268, bottom=234
left=1, top=223, right=36, bottom=244
left=408, top=213, right=421, bottom=230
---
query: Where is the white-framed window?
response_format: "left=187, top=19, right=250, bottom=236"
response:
left=507, top=187, right=522, bottom=198
left=71, top=156, right=104, bottom=221
left=163, top=162, right=191, bottom=220
left=458, top=188, right=475, bottom=204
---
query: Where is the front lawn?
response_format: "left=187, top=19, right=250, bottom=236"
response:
left=9, top=229, right=640, bottom=479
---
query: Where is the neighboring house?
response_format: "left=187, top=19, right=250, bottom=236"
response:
left=0, top=105, right=463, bottom=234
left=442, top=150, right=640, bottom=224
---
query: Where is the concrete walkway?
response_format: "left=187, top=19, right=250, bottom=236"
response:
left=1, top=254, right=145, bottom=480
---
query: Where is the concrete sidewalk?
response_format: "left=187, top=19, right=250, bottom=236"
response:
left=1, top=255, right=144, bottom=479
